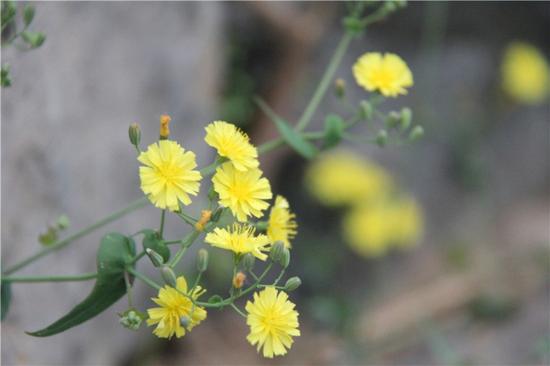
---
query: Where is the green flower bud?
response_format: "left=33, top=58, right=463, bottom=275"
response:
left=179, top=316, right=191, bottom=329
left=56, top=214, right=70, bottom=230
left=211, top=207, right=224, bottom=222
left=334, top=78, right=346, bottom=98
left=409, top=125, right=424, bottom=141
left=359, top=100, right=373, bottom=120
left=323, top=114, right=344, bottom=149
left=376, top=130, right=388, bottom=147
left=270, top=242, right=285, bottom=262
left=197, top=249, right=209, bottom=272
left=145, top=248, right=165, bottom=267
left=242, top=253, right=256, bottom=271
left=128, top=123, right=141, bottom=147
left=400, top=107, right=412, bottom=131
left=280, top=247, right=290, bottom=268
left=119, top=309, right=145, bottom=331
left=385, top=111, right=401, bottom=129
left=284, top=277, right=301, bottom=291
left=255, top=221, right=268, bottom=232
left=160, top=265, right=177, bottom=287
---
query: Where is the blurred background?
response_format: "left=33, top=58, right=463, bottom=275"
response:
left=1, top=2, right=549, bottom=365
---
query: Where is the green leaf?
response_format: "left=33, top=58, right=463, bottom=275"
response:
left=1, top=65, right=11, bottom=88
left=23, top=5, right=35, bottom=26
left=26, top=233, right=136, bottom=337
left=142, top=229, right=170, bottom=263
left=1, top=1, right=16, bottom=30
left=255, top=97, right=318, bottom=159
left=208, top=295, right=223, bottom=304
left=323, top=114, right=344, bottom=149
left=1, top=281, right=12, bottom=321
left=21, top=31, right=46, bottom=48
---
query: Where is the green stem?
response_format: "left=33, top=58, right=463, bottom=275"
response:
left=159, top=210, right=166, bottom=238
left=1, top=272, right=97, bottom=283
left=126, top=267, right=161, bottom=291
left=229, top=303, right=246, bottom=318
left=169, top=231, right=201, bottom=268
left=3, top=197, right=148, bottom=275
left=295, top=32, right=354, bottom=132
left=130, top=251, right=146, bottom=265
left=272, top=268, right=286, bottom=286
left=124, top=271, right=133, bottom=307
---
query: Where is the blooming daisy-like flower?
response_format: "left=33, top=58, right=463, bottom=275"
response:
left=246, top=287, right=300, bottom=358
left=204, top=121, right=259, bottom=171
left=205, top=223, right=271, bottom=260
left=267, top=195, right=297, bottom=248
left=353, top=52, right=413, bottom=97
left=146, top=276, right=207, bottom=339
left=212, top=162, right=272, bottom=222
left=138, top=140, right=201, bottom=211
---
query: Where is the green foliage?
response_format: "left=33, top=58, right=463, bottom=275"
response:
left=0, top=64, right=11, bottom=87
left=22, top=4, right=34, bottom=26
left=27, top=233, right=136, bottom=336
left=21, top=30, right=45, bottom=48
left=323, top=114, right=345, bottom=148
left=142, top=229, right=170, bottom=263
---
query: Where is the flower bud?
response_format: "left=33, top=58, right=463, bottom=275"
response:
left=270, top=242, right=285, bottom=262
left=128, top=123, right=141, bottom=147
left=196, top=249, right=209, bottom=272
left=284, top=276, right=301, bottom=291
left=255, top=221, right=268, bottom=232
left=146, top=248, right=165, bottom=267
left=409, top=125, right=424, bottom=141
left=376, top=130, right=388, bottom=147
left=233, top=271, right=246, bottom=289
left=334, top=78, right=346, bottom=98
left=242, top=253, right=256, bottom=271
left=280, top=247, right=290, bottom=268
left=119, top=309, right=144, bottom=331
left=180, top=315, right=191, bottom=329
left=195, top=210, right=212, bottom=232
left=159, top=114, right=171, bottom=139
left=385, top=111, right=401, bottom=129
left=160, top=265, right=177, bottom=287
left=400, top=107, right=412, bottom=131
left=359, top=100, right=373, bottom=120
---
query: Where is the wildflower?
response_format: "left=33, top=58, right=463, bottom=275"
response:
left=246, top=287, right=300, bottom=358
left=305, top=150, right=391, bottom=207
left=138, top=140, right=201, bottom=211
left=342, top=196, right=423, bottom=257
left=267, top=195, right=298, bottom=249
left=501, top=42, right=550, bottom=104
left=353, top=52, right=413, bottom=97
left=212, top=162, right=272, bottom=222
left=146, top=276, right=207, bottom=339
left=204, top=121, right=259, bottom=171
left=159, top=114, right=171, bottom=139
left=205, top=223, right=271, bottom=260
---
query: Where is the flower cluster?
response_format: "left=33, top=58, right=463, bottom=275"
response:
left=306, top=149, right=423, bottom=257
left=135, top=118, right=300, bottom=357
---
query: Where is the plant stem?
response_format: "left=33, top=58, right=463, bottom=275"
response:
left=159, top=210, right=166, bottom=238
left=169, top=231, right=201, bottom=268
left=126, top=267, right=161, bottom=291
left=295, top=32, right=354, bottom=132
left=3, top=197, right=148, bottom=275
left=124, top=271, right=133, bottom=307
left=272, top=268, right=286, bottom=286
left=1, top=272, right=97, bottom=283
left=229, top=303, right=246, bottom=318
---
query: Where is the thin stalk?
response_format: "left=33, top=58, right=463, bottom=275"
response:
left=124, top=271, right=133, bottom=307
left=1, top=272, right=97, bottom=283
left=126, top=267, right=161, bottom=291
left=230, top=303, right=246, bottom=318
left=272, top=268, right=286, bottom=286
left=159, top=210, right=166, bottom=238
left=3, top=197, right=148, bottom=275
left=169, top=231, right=201, bottom=268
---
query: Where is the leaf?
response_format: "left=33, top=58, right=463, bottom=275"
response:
left=255, top=97, right=318, bottom=159
left=1, top=1, right=16, bottom=29
left=1, top=281, right=12, bottom=321
left=142, top=229, right=170, bottom=263
left=323, top=114, right=344, bottom=149
left=21, top=31, right=46, bottom=49
left=23, top=5, right=35, bottom=26
left=1, top=65, right=11, bottom=88
left=26, top=233, right=136, bottom=337
left=208, top=295, right=223, bottom=304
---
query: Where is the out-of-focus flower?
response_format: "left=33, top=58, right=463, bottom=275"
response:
left=246, top=287, right=300, bottom=358
left=267, top=195, right=298, bottom=248
left=305, top=150, right=391, bottom=207
left=212, top=162, right=272, bottom=222
left=205, top=223, right=271, bottom=260
left=146, top=276, right=206, bottom=339
left=353, top=52, right=413, bottom=97
left=501, top=42, right=550, bottom=104
left=138, top=140, right=201, bottom=211
left=342, top=196, right=424, bottom=257
left=204, top=121, right=259, bottom=171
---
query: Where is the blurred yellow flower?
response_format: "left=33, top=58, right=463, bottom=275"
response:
left=146, top=276, right=206, bottom=339
left=138, top=140, right=201, bottom=211
left=305, top=150, right=391, bottom=207
left=204, top=121, right=259, bottom=171
left=267, top=195, right=297, bottom=248
left=501, top=42, right=550, bottom=104
left=343, top=196, right=424, bottom=258
left=212, top=162, right=272, bottom=222
left=205, top=223, right=271, bottom=260
left=246, top=287, right=300, bottom=358
left=353, top=52, right=413, bottom=97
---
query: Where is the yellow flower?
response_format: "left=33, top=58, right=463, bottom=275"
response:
left=146, top=276, right=207, bottom=339
left=305, top=150, right=391, bottom=207
left=246, top=287, right=300, bottom=358
left=267, top=195, right=297, bottom=248
left=205, top=223, right=271, bottom=260
left=343, top=196, right=423, bottom=258
left=138, top=140, right=201, bottom=211
left=212, top=162, right=272, bottom=222
left=204, top=121, right=259, bottom=171
left=353, top=52, right=413, bottom=97
left=501, top=42, right=550, bottom=104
